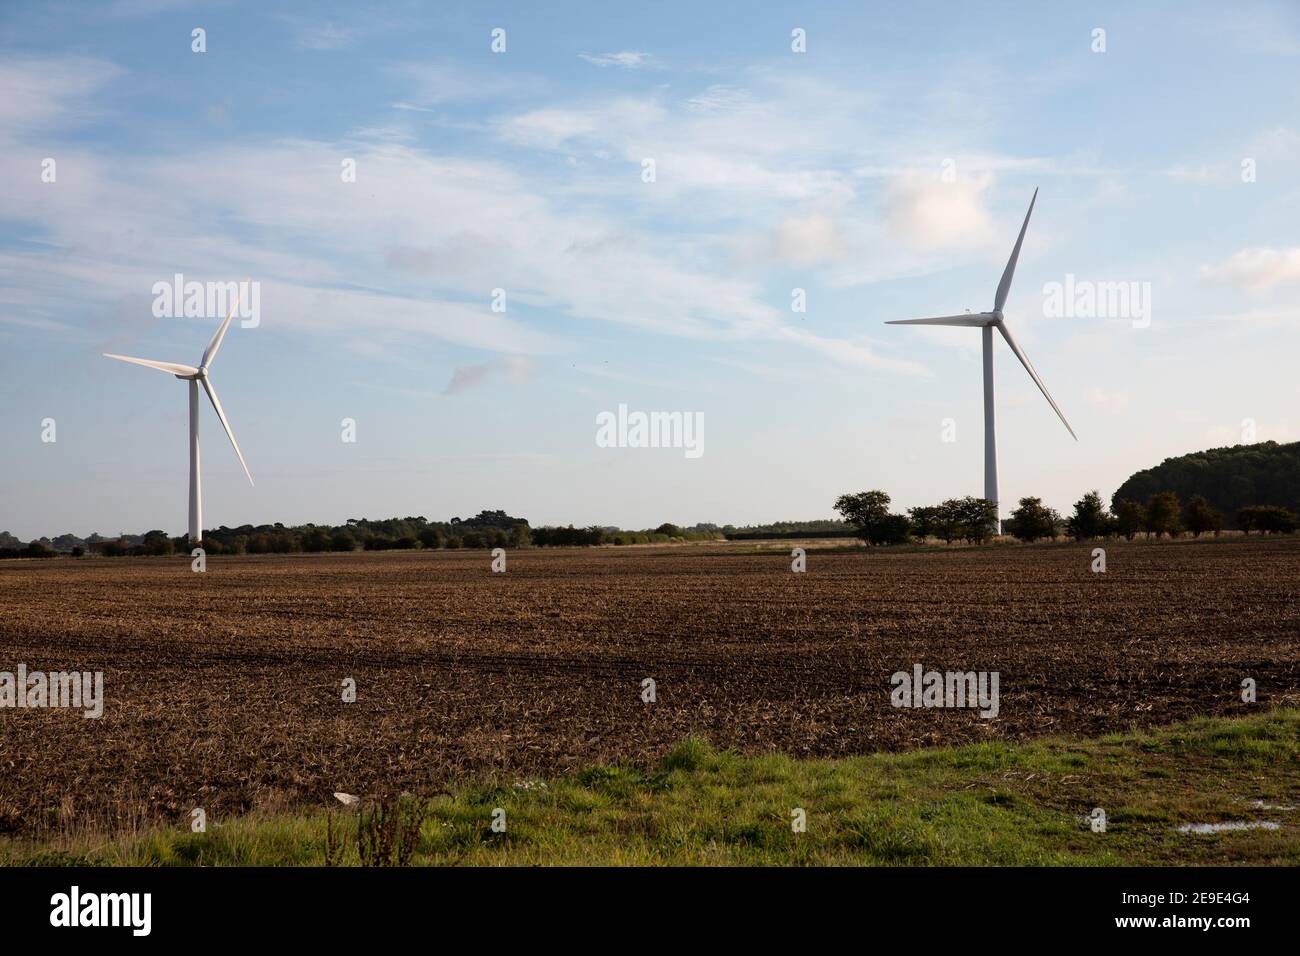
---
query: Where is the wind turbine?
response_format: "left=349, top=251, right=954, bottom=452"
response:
left=887, top=189, right=1075, bottom=531
left=104, top=296, right=253, bottom=546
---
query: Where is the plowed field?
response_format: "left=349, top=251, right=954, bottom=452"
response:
left=2, top=537, right=1297, bottom=834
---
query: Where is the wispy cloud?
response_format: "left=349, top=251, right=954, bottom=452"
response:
left=297, top=22, right=353, bottom=51
left=444, top=356, right=533, bottom=395
left=1201, top=248, right=1300, bottom=291
left=0, top=55, right=123, bottom=132
left=389, top=62, right=530, bottom=105
left=578, top=51, right=653, bottom=69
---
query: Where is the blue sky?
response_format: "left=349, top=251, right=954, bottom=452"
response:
left=2, top=0, right=1299, bottom=539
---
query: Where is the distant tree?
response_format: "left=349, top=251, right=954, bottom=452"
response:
left=1144, top=492, right=1183, bottom=539
left=877, top=513, right=913, bottom=545
left=1112, top=499, right=1144, bottom=540
left=906, top=505, right=941, bottom=542
left=98, top=539, right=120, bottom=557
left=142, top=529, right=174, bottom=556
left=301, top=527, right=332, bottom=552
left=1067, top=490, right=1112, bottom=540
left=835, top=490, right=912, bottom=545
left=1183, top=495, right=1223, bottom=538
left=932, top=500, right=965, bottom=545
left=418, top=527, right=444, bottom=549
left=1005, top=497, right=1061, bottom=542
left=950, top=497, right=999, bottom=544
left=23, top=540, right=55, bottom=558
left=394, top=536, right=419, bottom=550
left=51, top=533, right=86, bottom=552
left=654, top=522, right=681, bottom=538
left=1260, top=507, right=1298, bottom=534
left=71, top=546, right=85, bottom=557
left=511, top=523, right=531, bottom=548
left=460, top=530, right=485, bottom=549
left=834, top=491, right=890, bottom=535
left=1238, top=505, right=1298, bottom=534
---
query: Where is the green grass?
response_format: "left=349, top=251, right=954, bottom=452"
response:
left=5, top=709, right=1296, bottom=866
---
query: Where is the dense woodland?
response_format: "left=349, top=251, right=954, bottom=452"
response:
left=1112, top=441, right=1300, bottom=527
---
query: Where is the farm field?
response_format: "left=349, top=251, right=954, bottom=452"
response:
left=1, top=536, right=1298, bottom=839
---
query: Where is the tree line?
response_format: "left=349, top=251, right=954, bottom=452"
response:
left=834, top=489, right=1299, bottom=545
left=0, top=512, right=724, bottom=559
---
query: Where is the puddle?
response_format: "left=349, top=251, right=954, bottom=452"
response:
left=1246, top=800, right=1296, bottom=811
left=1176, top=820, right=1281, bottom=834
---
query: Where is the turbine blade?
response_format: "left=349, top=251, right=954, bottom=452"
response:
left=886, top=312, right=997, bottom=327
left=995, top=321, right=1077, bottom=440
left=200, top=283, right=244, bottom=368
left=994, top=188, right=1038, bottom=312
left=103, top=354, right=199, bottom=377
left=200, top=376, right=254, bottom=485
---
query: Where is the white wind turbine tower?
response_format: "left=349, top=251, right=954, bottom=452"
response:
left=887, top=189, right=1075, bottom=531
left=104, top=297, right=254, bottom=546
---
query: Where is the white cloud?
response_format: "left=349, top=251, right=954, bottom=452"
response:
left=769, top=213, right=849, bottom=265
left=578, top=51, right=652, bottom=69
left=880, top=173, right=995, bottom=250
left=1201, top=248, right=1300, bottom=291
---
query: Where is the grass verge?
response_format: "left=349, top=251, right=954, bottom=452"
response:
left=5, top=709, right=1296, bottom=866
